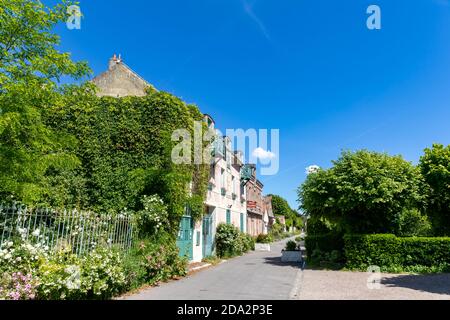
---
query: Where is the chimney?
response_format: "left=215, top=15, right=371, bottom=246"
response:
left=108, top=53, right=120, bottom=70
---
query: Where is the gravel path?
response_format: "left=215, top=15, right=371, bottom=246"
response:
left=297, top=269, right=450, bottom=300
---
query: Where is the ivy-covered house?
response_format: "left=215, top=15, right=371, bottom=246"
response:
left=91, top=55, right=249, bottom=262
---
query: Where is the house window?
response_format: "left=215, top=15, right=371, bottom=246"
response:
left=226, top=210, right=231, bottom=224
left=221, top=169, right=225, bottom=189
left=232, top=176, right=235, bottom=194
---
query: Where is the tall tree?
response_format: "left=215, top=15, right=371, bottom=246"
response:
left=298, top=150, right=425, bottom=234
left=0, top=0, right=90, bottom=203
left=419, top=144, right=450, bottom=236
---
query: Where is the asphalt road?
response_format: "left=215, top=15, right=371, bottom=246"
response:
left=123, top=237, right=303, bottom=300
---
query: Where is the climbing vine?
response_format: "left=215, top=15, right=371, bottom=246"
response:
left=44, top=88, right=209, bottom=235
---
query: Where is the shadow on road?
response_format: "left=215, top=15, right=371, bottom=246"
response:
left=381, top=274, right=450, bottom=296
left=263, top=256, right=302, bottom=268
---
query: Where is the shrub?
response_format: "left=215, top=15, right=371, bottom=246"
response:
left=122, top=238, right=187, bottom=289
left=136, top=195, right=169, bottom=238
left=285, top=241, right=298, bottom=251
left=344, top=234, right=450, bottom=272
left=256, top=234, right=273, bottom=244
left=215, top=223, right=253, bottom=258
left=398, top=208, right=432, bottom=237
left=0, top=238, right=128, bottom=300
left=0, top=272, right=37, bottom=300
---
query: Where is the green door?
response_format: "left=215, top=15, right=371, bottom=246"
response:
left=240, top=213, right=245, bottom=232
left=226, top=209, right=231, bottom=224
left=202, top=214, right=213, bottom=258
left=176, top=216, right=193, bottom=261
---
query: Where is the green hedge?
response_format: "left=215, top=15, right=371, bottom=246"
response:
left=344, top=234, right=450, bottom=272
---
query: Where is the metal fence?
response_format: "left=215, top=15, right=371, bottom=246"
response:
left=0, top=203, right=136, bottom=255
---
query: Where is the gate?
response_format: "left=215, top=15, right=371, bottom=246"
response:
left=176, top=215, right=193, bottom=261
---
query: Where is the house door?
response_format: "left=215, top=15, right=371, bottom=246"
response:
left=176, top=216, right=193, bottom=261
left=240, top=213, right=244, bottom=232
left=202, top=214, right=214, bottom=258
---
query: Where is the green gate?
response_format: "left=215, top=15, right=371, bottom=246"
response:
left=176, top=216, right=193, bottom=261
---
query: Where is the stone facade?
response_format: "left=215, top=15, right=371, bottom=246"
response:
left=92, top=54, right=156, bottom=97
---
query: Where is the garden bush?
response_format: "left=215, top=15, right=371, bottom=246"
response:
left=344, top=234, right=450, bottom=273
left=122, top=238, right=187, bottom=289
left=256, top=234, right=273, bottom=244
left=0, top=239, right=127, bottom=300
left=215, top=223, right=253, bottom=258
left=285, top=241, right=298, bottom=251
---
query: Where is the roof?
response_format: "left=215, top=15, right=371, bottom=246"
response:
left=92, top=54, right=156, bottom=97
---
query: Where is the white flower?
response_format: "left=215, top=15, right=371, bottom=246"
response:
left=32, top=229, right=40, bottom=237
left=15, top=257, right=21, bottom=262
left=4, top=253, right=11, bottom=260
left=7, top=241, right=13, bottom=248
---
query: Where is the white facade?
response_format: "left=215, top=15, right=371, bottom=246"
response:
left=188, top=116, right=247, bottom=262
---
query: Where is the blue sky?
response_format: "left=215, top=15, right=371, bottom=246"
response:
left=52, top=0, right=450, bottom=209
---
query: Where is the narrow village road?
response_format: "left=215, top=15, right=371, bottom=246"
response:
left=123, top=237, right=302, bottom=300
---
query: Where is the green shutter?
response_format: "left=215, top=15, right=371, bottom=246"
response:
left=226, top=210, right=231, bottom=224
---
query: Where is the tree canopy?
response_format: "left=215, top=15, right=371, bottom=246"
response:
left=269, top=194, right=303, bottom=228
left=0, top=0, right=90, bottom=203
left=298, top=150, right=425, bottom=235
left=419, top=144, right=450, bottom=236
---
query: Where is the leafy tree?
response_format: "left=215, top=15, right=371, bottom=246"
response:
left=270, top=195, right=291, bottom=217
left=419, top=144, right=450, bottom=235
left=0, top=0, right=90, bottom=203
left=298, top=150, right=425, bottom=235
left=269, top=194, right=303, bottom=229
left=397, top=208, right=432, bottom=237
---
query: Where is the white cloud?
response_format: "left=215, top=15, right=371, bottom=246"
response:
left=252, top=147, right=276, bottom=160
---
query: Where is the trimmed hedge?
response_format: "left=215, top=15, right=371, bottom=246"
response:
left=344, top=234, right=450, bottom=271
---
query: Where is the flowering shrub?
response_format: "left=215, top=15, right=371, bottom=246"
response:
left=0, top=240, right=48, bottom=275
left=0, top=272, right=37, bottom=300
left=215, top=223, right=254, bottom=258
left=37, top=246, right=81, bottom=299
left=122, top=238, right=187, bottom=289
left=79, top=246, right=126, bottom=298
left=0, top=237, right=127, bottom=300
left=136, top=195, right=169, bottom=237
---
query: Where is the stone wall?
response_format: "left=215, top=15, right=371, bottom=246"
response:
left=92, top=58, right=155, bottom=97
